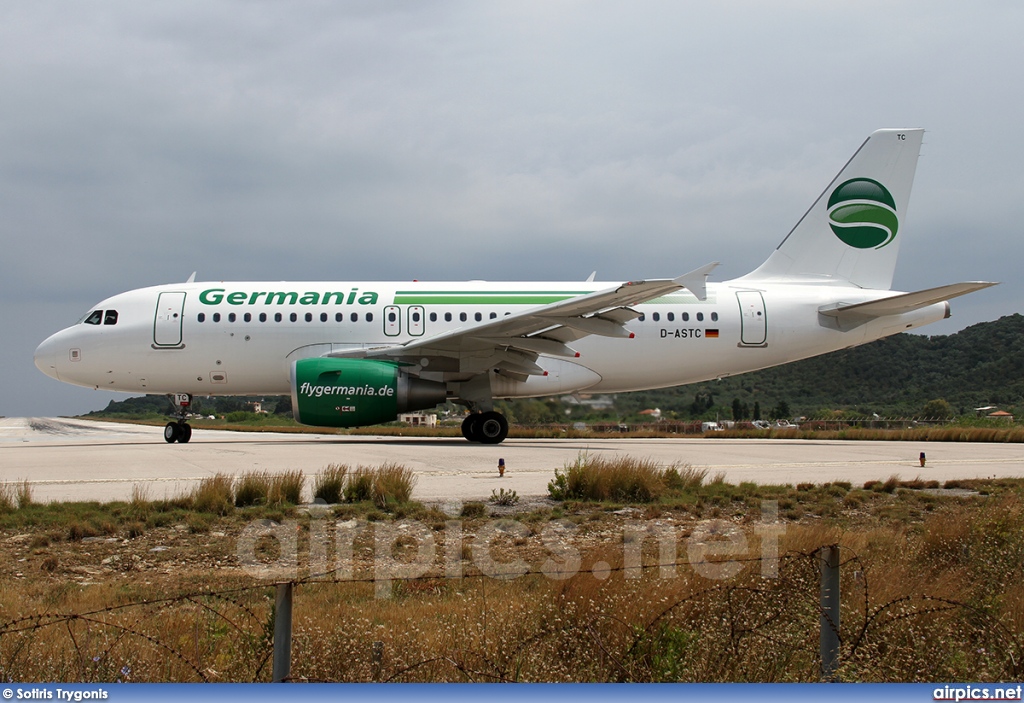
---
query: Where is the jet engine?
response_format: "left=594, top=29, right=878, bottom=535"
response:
left=291, top=358, right=446, bottom=428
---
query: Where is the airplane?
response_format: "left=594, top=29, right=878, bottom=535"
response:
left=34, top=129, right=996, bottom=444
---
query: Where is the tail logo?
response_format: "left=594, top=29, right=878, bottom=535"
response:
left=827, top=178, right=899, bottom=249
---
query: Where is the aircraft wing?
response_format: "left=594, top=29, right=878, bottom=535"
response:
left=327, top=264, right=719, bottom=377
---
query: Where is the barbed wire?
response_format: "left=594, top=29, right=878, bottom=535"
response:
left=2, top=543, right=1020, bottom=682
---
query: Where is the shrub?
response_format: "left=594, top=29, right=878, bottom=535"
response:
left=662, top=463, right=707, bottom=491
left=224, top=411, right=262, bottom=423
left=489, top=488, right=520, bottom=506
left=343, top=463, right=416, bottom=509
left=269, top=470, right=304, bottom=506
left=0, top=484, right=14, bottom=513
left=344, top=467, right=374, bottom=503
left=460, top=502, right=487, bottom=518
left=235, top=471, right=271, bottom=507
left=0, top=480, right=33, bottom=512
left=124, top=522, right=146, bottom=539
left=67, top=522, right=100, bottom=541
left=15, top=480, right=32, bottom=509
left=313, top=464, right=348, bottom=504
left=191, top=474, right=234, bottom=515
left=548, top=454, right=667, bottom=502
left=371, top=462, right=415, bottom=508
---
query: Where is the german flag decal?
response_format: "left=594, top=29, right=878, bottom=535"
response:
left=705, top=329, right=720, bottom=338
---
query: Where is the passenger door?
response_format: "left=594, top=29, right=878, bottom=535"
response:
left=153, top=292, right=186, bottom=347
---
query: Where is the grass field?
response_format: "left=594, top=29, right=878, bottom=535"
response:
left=2, top=461, right=1022, bottom=682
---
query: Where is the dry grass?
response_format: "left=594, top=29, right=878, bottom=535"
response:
left=1, top=480, right=33, bottom=512
left=343, top=463, right=416, bottom=509
left=0, top=484, right=15, bottom=513
left=313, top=464, right=347, bottom=504
left=190, top=474, right=234, bottom=515
left=548, top=454, right=671, bottom=502
left=2, top=469, right=1024, bottom=682
left=269, top=470, right=305, bottom=506
left=234, top=471, right=271, bottom=507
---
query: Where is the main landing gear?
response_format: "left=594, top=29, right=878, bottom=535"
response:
left=164, top=393, right=193, bottom=444
left=461, top=411, right=509, bottom=444
left=164, top=421, right=193, bottom=444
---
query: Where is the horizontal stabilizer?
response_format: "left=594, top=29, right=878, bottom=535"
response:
left=819, top=281, right=998, bottom=325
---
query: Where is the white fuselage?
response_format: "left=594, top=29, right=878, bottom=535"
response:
left=34, top=278, right=948, bottom=400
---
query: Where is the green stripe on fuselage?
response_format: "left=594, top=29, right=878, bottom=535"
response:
left=393, top=291, right=588, bottom=305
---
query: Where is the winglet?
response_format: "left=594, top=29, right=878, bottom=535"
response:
left=186, top=272, right=197, bottom=284
left=675, top=262, right=720, bottom=301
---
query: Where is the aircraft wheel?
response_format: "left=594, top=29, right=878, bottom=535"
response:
left=461, top=414, right=481, bottom=442
left=477, top=411, right=509, bottom=445
left=178, top=423, right=193, bottom=444
left=164, top=422, right=181, bottom=443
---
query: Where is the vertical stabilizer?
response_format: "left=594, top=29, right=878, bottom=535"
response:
left=741, top=129, right=923, bottom=290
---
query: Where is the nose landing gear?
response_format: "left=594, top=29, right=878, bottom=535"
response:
left=164, top=393, right=194, bottom=444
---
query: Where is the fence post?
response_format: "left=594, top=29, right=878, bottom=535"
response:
left=819, top=545, right=840, bottom=681
left=272, top=583, right=293, bottom=682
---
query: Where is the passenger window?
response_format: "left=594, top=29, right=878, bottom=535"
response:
left=697, top=312, right=704, bottom=322
left=474, top=312, right=482, bottom=322
left=290, top=313, right=297, bottom=322
left=320, top=313, right=328, bottom=322
left=638, top=313, right=645, bottom=322
left=460, top=312, right=467, bottom=322
left=682, top=312, right=689, bottom=322
left=305, top=313, right=313, bottom=322
left=103, top=310, right=118, bottom=325
left=444, top=312, right=452, bottom=322
left=652, top=312, right=660, bottom=322
left=84, top=310, right=103, bottom=325
left=413, top=311, right=421, bottom=322
left=336, top=313, right=343, bottom=322
left=388, top=311, right=397, bottom=323
left=198, top=313, right=206, bottom=323
left=260, top=313, right=267, bottom=323
left=213, top=313, right=221, bottom=323
left=244, top=313, right=252, bottom=323
left=275, top=313, right=282, bottom=322
left=429, top=312, right=437, bottom=322
left=667, top=312, right=675, bottom=322
left=228, top=313, right=236, bottom=323
left=351, top=312, right=359, bottom=322
left=711, top=312, right=719, bottom=322
left=366, top=312, right=373, bottom=322
left=490, top=312, right=497, bottom=319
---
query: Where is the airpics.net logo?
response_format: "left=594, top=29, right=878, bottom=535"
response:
left=827, top=178, right=899, bottom=249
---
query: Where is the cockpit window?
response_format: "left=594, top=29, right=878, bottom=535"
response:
left=103, top=310, right=118, bottom=325
left=83, top=310, right=103, bottom=325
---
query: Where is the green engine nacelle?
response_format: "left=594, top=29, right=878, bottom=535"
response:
left=290, top=357, right=447, bottom=428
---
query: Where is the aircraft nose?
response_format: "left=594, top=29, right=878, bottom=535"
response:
left=34, top=333, right=61, bottom=381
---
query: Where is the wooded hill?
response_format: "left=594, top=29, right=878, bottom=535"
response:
left=86, top=314, right=1024, bottom=423
left=612, top=313, right=1024, bottom=421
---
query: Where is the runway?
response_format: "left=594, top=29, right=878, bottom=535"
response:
left=2, top=417, right=1023, bottom=503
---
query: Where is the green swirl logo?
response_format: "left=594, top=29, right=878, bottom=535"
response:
left=828, top=178, right=898, bottom=249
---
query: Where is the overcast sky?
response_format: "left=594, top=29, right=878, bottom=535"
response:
left=4, top=1, right=1021, bottom=417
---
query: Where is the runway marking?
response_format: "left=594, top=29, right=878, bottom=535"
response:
left=692, top=458, right=1024, bottom=469
left=7, top=477, right=211, bottom=486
